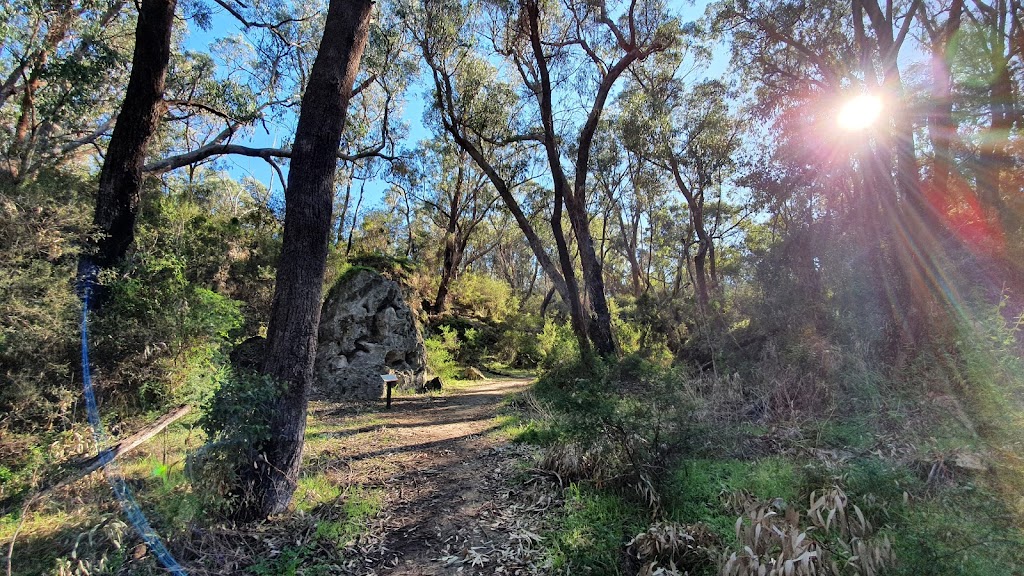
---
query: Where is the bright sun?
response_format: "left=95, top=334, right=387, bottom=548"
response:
left=837, top=94, right=883, bottom=131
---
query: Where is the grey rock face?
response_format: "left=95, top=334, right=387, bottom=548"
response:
left=314, top=268, right=426, bottom=399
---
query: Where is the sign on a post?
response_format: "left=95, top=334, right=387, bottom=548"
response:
left=381, top=374, right=398, bottom=408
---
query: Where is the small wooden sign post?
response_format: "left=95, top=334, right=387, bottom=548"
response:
left=381, top=374, right=398, bottom=409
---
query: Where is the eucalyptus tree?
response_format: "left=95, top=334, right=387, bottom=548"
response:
left=245, top=0, right=374, bottom=520
left=410, top=0, right=679, bottom=357
left=71, top=0, right=410, bottom=277
left=590, top=118, right=656, bottom=298
left=86, top=0, right=178, bottom=271
left=615, top=73, right=741, bottom=313
left=407, top=0, right=568, bottom=314
left=0, top=0, right=132, bottom=181
left=145, top=0, right=412, bottom=181
left=499, top=0, right=679, bottom=356
left=712, top=0, right=955, bottom=348
left=944, top=0, right=1023, bottom=236
left=396, top=136, right=502, bottom=314
left=916, top=0, right=965, bottom=198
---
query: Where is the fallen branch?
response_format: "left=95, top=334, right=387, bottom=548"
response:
left=74, top=404, right=192, bottom=478
left=0, top=405, right=191, bottom=515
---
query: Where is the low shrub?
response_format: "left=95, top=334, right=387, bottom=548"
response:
left=544, top=483, right=647, bottom=574
left=533, top=356, right=695, bottom=513
left=188, top=370, right=282, bottom=515
left=424, top=325, right=462, bottom=381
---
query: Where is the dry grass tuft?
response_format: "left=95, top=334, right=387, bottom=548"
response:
left=627, top=521, right=720, bottom=575
left=722, top=485, right=894, bottom=576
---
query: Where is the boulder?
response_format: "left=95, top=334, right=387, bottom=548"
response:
left=462, top=366, right=486, bottom=380
left=420, top=376, right=443, bottom=393
left=314, top=268, right=427, bottom=399
left=229, top=336, right=266, bottom=372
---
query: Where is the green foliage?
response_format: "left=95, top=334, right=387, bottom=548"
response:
left=609, top=296, right=676, bottom=364
left=344, top=253, right=413, bottom=282
left=532, top=356, right=697, bottom=516
left=190, top=370, right=283, bottom=511
left=93, top=264, right=243, bottom=408
left=0, top=172, right=92, bottom=429
left=544, top=483, right=647, bottom=574
left=449, top=271, right=519, bottom=322
left=537, top=319, right=580, bottom=371
left=199, top=370, right=281, bottom=450
left=664, top=458, right=800, bottom=537
left=424, top=325, right=461, bottom=380
left=87, top=175, right=278, bottom=412
left=889, top=487, right=1024, bottom=576
left=490, top=312, right=544, bottom=368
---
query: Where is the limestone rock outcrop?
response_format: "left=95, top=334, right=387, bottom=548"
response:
left=314, top=268, right=426, bottom=399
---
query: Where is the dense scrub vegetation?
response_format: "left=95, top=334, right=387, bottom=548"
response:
left=2, top=0, right=1024, bottom=573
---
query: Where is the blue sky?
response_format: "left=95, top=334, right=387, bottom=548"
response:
left=181, top=0, right=727, bottom=212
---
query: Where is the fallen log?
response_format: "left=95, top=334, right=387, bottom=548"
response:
left=0, top=404, right=191, bottom=514
left=72, top=404, right=192, bottom=477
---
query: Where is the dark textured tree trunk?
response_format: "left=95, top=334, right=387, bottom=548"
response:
left=979, top=62, right=1014, bottom=230
left=552, top=188, right=593, bottom=355
left=432, top=166, right=465, bottom=314
left=247, top=0, right=372, bottom=520
left=432, top=231, right=464, bottom=314
left=526, top=0, right=629, bottom=357
left=694, top=243, right=710, bottom=314
left=86, top=0, right=176, bottom=271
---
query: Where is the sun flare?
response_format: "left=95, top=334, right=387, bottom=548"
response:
left=837, top=94, right=883, bottom=131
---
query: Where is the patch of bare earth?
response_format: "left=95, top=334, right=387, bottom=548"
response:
left=306, top=378, right=558, bottom=575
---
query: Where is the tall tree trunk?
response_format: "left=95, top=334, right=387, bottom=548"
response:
left=421, top=32, right=573, bottom=313
left=694, top=243, right=710, bottom=314
left=858, top=0, right=938, bottom=352
left=668, top=157, right=714, bottom=314
left=979, top=60, right=1014, bottom=229
left=432, top=165, right=465, bottom=314
left=346, top=178, right=366, bottom=256
left=526, top=0, right=628, bottom=357
left=248, top=0, right=372, bottom=520
left=920, top=0, right=962, bottom=196
left=86, top=0, right=176, bottom=272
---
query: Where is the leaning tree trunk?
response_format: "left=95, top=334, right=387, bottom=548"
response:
left=247, top=0, right=373, bottom=520
left=86, top=0, right=176, bottom=272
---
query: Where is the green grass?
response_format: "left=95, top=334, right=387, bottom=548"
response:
left=0, top=419, right=205, bottom=574
left=663, top=457, right=800, bottom=538
left=248, top=485, right=383, bottom=575
left=543, top=483, right=647, bottom=574
left=889, top=485, right=1024, bottom=576
left=489, top=413, right=559, bottom=445
left=482, top=361, right=537, bottom=378
left=814, top=416, right=875, bottom=450
left=314, top=485, right=383, bottom=546
left=293, top=473, right=344, bottom=512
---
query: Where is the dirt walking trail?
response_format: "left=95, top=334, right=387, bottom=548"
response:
left=304, top=378, right=556, bottom=575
